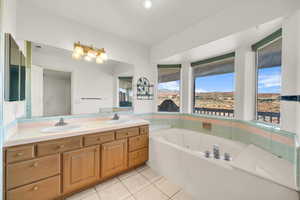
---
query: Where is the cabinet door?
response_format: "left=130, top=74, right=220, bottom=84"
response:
left=101, top=139, right=128, bottom=178
left=63, top=145, right=100, bottom=194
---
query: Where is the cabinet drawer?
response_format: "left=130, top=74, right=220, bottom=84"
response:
left=128, top=148, right=148, bottom=168
left=140, top=126, right=149, bottom=135
left=7, top=154, right=60, bottom=189
left=37, top=137, right=83, bottom=156
left=6, top=145, right=35, bottom=163
left=7, top=175, right=61, bottom=200
left=129, top=135, right=148, bottom=152
left=116, top=127, right=139, bottom=139
left=84, top=131, right=115, bottom=146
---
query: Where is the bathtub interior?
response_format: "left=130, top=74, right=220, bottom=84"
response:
left=148, top=115, right=296, bottom=164
left=232, top=144, right=297, bottom=190
left=154, top=128, right=247, bottom=159
left=150, top=127, right=297, bottom=191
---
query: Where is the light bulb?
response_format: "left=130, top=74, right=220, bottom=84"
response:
left=96, top=56, right=104, bottom=64
left=84, top=55, right=93, bottom=62
left=100, top=52, right=108, bottom=61
left=87, top=49, right=97, bottom=58
left=72, top=52, right=81, bottom=60
left=143, top=0, right=152, bottom=9
left=74, top=46, right=84, bottom=56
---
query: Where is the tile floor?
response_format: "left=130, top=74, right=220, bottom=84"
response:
left=66, top=165, right=194, bottom=200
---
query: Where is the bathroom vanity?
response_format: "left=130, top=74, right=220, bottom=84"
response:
left=3, top=121, right=149, bottom=200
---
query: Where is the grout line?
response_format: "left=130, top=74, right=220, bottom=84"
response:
left=119, top=176, right=137, bottom=200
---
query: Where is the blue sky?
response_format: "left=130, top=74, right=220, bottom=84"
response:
left=158, top=66, right=281, bottom=94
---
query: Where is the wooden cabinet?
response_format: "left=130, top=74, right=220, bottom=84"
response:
left=129, top=134, right=149, bottom=152
left=7, top=175, right=61, bottom=200
left=7, top=154, right=60, bottom=189
left=84, top=131, right=115, bottom=146
left=140, top=125, right=149, bottom=135
left=4, top=124, right=149, bottom=200
left=129, top=148, right=148, bottom=168
left=37, top=137, right=83, bottom=157
left=116, top=127, right=139, bottom=139
left=63, top=145, right=100, bottom=194
left=101, top=139, right=128, bottom=178
left=6, top=145, right=35, bottom=163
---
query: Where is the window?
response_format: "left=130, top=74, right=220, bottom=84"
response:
left=192, top=53, right=235, bottom=117
left=119, top=77, right=133, bottom=107
left=157, top=65, right=181, bottom=112
left=253, top=30, right=282, bottom=124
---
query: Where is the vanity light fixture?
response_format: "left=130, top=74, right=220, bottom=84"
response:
left=72, top=42, right=108, bottom=64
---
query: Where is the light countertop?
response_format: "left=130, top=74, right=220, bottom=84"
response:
left=4, top=118, right=149, bottom=147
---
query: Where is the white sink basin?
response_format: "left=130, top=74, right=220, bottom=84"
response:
left=105, top=119, right=133, bottom=124
left=41, top=125, right=81, bottom=133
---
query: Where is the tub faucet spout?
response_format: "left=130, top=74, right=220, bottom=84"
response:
left=213, top=144, right=220, bottom=159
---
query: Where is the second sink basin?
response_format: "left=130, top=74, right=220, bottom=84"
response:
left=105, top=119, right=132, bottom=125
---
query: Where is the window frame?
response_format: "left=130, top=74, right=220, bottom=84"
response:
left=252, top=29, right=282, bottom=125
left=157, top=65, right=182, bottom=113
left=191, top=53, right=236, bottom=118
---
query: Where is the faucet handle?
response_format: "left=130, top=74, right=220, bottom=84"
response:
left=224, top=153, right=231, bottom=161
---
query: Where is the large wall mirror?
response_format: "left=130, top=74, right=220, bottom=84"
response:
left=29, top=42, right=134, bottom=118
left=4, top=33, right=26, bottom=101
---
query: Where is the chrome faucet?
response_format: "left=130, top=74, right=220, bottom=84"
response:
left=112, top=113, right=120, bottom=120
left=55, top=118, right=68, bottom=126
left=224, top=153, right=231, bottom=161
left=213, top=144, right=220, bottom=159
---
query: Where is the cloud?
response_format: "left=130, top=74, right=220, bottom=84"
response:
left=158, top=81, right=179, bottom=91
left=258, top=74, right=281, bottom=88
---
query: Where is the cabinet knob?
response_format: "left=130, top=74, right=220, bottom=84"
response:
left=32, top=162, right=38, bottom=167
left=16, top=152, right=24, bottom=156
left=33, top=186, right=39, bottom=191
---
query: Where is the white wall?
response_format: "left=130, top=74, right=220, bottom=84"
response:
left=31, top=65, right=43, bottom=116
left=281, top=10, right=300, bottom=137
left=16, top=1, right=155, bottom=114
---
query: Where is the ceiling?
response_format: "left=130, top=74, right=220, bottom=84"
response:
left=25, top=0, right=237, bottom=46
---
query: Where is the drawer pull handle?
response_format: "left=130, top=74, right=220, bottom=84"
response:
left=16, top=152, right=24, bottom=156
left=33, top=186, right=39, bottom=191
left=32, top=162, right=38, bottom=167
left=58, top=145, right=65, bottom=149
left=97, top=138, right=101, bottom=141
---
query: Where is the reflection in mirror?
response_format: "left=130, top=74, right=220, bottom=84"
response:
left=118, top=77, right=133, bottom=107
left=5, top=33, right=26, bottom=101
left=30, top=42, right=134, bottom=118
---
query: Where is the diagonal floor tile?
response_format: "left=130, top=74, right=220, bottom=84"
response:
left=118, top=169, right=138, bottom=180
left=136, top=164, right=150, bottom=173
left=121, top=173, right=151, bottom=194
left=172, top=190, right=195, bottom=200
left=97, top=182, right=131, bottom=200
left=66, top=188, right=97, bottom=200
left=95, top=177, right=119, bottom=192
left=134, top=185, right=169, bottom=200
left=154, top=177, right=181, bottom=197
left=140, top=168, right=162, bottom=183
